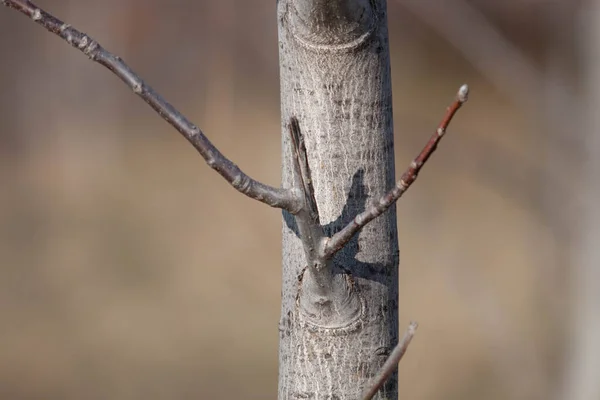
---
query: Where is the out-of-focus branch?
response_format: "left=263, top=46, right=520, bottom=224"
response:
left=1, top=0, right=299, bottom=211
left=324, top=85, right=469, bottom=258
left=361, top=321, right=418, bottom=400
left=399, top=0, right=543, bottom=110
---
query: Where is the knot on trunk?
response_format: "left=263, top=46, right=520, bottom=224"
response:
left=296, top=266, right=365, bottom=331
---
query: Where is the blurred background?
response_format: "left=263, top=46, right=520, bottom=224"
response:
left=0, top=0, right=597, bottom=399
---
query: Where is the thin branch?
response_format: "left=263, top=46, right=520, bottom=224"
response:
left=361, top=321, right=418, bottom=400
left=398, top=0, right=578, bottom=115
left=399, top=0, right=541, bottom=111
left=324, top=84, right=469, bottom=258
left=289, top=117, right=327, bottom=272
left=289, top=117, right=320, bottom=223
left=1, top=0, right=299, bottom=212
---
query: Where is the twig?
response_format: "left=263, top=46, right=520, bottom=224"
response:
left=361, top=321, right=418, bottom=400
left=324, top=84, right=469, bottom=258
left=1, top=0, right=299, bottom=212
left=398, top=0, right=580, bottom=115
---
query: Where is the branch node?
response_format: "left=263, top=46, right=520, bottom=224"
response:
left=232, top=173, right=251, bottom=193
left=78, top=35, right=88, bottom=49
left=31, top=8, right=40, bottom=21
left=84, top=41, right=98, bottom=59
left=206, top=156, right=218, bottom=168
left=132, top=81, right=143, bottom=94
left=232, top=177, right=244, bottom=192
left=354, top=213, right=365, bottom=227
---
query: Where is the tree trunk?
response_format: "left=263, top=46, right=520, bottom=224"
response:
left=1, top=1, right=405, bottom=398
left=277, top=1, right=399, bottom=399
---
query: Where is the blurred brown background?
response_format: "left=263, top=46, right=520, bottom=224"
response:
left=0, top=1, right=595, bottom=399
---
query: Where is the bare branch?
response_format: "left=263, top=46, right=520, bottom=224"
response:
left=399, top=0, right=542, bottom=111
left=1, top=0, right=299, bottom=211
left=324, top=85, right=469, bottom=258
left=361, top=321, right=418, bottom=400
left=288, top=117, right=327, bottom=272
left=289, top=117, right=320, bottom=223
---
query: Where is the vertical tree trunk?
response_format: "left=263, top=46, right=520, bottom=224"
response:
left=277, top=1, right=399, bottom=399
left=1, top=1, right=409, bottom=398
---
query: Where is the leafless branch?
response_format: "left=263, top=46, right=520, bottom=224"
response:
left=324, top=85, right=469, bottom=258
left=289, top=117, right=327, bottom=272
left=1, top=0, right=299, bottom=211
left=398, top=0, right=551, bottom=111
left=289, top=117, right=321, bottom=224
left=361, top=321, right=418, bottom=400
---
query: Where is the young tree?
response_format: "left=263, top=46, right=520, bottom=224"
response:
left=1, top=1, right=467, bottom=399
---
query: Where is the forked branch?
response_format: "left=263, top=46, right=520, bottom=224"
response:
left=324, top=84, right=469, bottom=258
left=1, top=0, right=299, bottom=212
left=361, top=321, right=418, bottom=400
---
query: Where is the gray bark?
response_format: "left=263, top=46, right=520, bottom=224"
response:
left=277, top=1, right=399, bottom=399
left=1, top=0, right=403, bottom=398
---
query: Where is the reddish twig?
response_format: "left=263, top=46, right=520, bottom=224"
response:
left=362, top=321, right=418, bottom=400
left=324, top=84, right=469, bottom=258
left=1, top=0, right=299, bottom=211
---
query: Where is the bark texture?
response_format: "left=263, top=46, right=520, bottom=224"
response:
left=277, top=1, right=399, bottom=399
